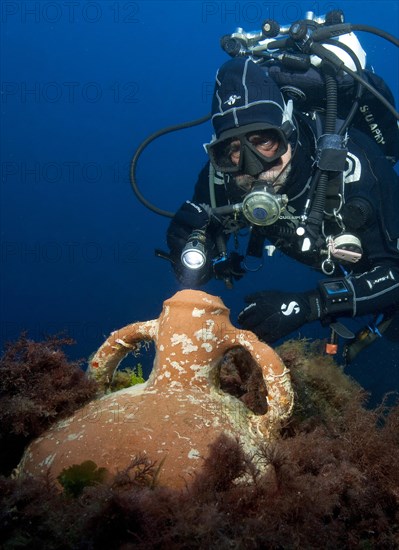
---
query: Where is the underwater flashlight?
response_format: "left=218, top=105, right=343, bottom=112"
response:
left=181, top=230, right=207, bottom=270
left=241, top=183, right=288, bottom=226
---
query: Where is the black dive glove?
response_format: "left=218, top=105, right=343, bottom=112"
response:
left=238, top=290, right=321, bottom=343
left=167, top=200, right=211, bottom=253
left=173, top=200, right=210, bottom=231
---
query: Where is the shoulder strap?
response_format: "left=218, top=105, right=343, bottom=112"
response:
left=208, top=165, right=226, bottom=208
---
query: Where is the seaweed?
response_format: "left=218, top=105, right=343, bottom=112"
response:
left=110, top=364, right=146, bottom=392
left=219, top=345, right=268, bottom=415
left=0, top=333, right=98, bottom=475
left=1, top=337, right=399, bottom=549
left=57, top=461, right=109, bottom=497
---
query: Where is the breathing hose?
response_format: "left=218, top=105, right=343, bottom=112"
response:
left=305, top=75, right=337, bottom=235
left=130, top=113, right=211, bottom=218
left=322, top=39, right=364, bottom=133
left=299, top=38, right=365, bottom=243
left=350, top=24, right=399, bottom=47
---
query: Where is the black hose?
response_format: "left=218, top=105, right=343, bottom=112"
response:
left=130, top=113, right=212, bottom=218
left=350, top=24, right=399, bottom=48
left=310, top=26, right=399, bottom=120
left=344, top=65, right=399, bottom=120
left=324, top=73, right=338, bottom=133
left=321, top=39, right=364, bottom=134
left=306, top=74, right=338, bottom=230
left=300, top=31, right=395, bottom=241
left=311, top=22, right=399, bottom=48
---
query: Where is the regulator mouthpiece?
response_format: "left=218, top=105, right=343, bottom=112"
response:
left=242, top=183, right=288, bottom=226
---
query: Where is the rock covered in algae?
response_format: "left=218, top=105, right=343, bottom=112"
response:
left=18, top=290, right=294, bottom=488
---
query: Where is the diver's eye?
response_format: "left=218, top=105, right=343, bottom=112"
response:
left=227, top=140, right=241, bottom=165
left=227, top=140, right=240, bottom=154
left=249, top=136, right=272, bottom=147
left=248, top=133, right=280, bottom=156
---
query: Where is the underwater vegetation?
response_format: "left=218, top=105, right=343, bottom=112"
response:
left=0, top=334, right=98, bottom=476
left=110, top=364, right=146, bottom=392
left=57, top=460, right=109, bottom=498
left=1, top=337, right=399, bottom=549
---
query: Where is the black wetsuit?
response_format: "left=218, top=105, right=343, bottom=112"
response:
left=167, top=116, right=399, bottom=320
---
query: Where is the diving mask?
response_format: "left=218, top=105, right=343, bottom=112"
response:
left=206, top=122, right=292, bottom=175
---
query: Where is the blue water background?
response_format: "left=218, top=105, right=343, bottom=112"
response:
left=1, top=0, right=398, bottom=405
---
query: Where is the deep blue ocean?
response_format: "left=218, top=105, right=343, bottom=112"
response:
left=1, top=0, right=398, bottom=405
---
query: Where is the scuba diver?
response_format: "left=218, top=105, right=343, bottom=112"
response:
left=131, top=10, right=399, bottom=360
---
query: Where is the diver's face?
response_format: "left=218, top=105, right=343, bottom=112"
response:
left=228, top=130, right=282, bottom=165
left=230, top=135, right=292, bottom=193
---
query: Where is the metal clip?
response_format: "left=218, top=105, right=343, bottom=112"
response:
left=321, top=237, right=336, bottom=275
